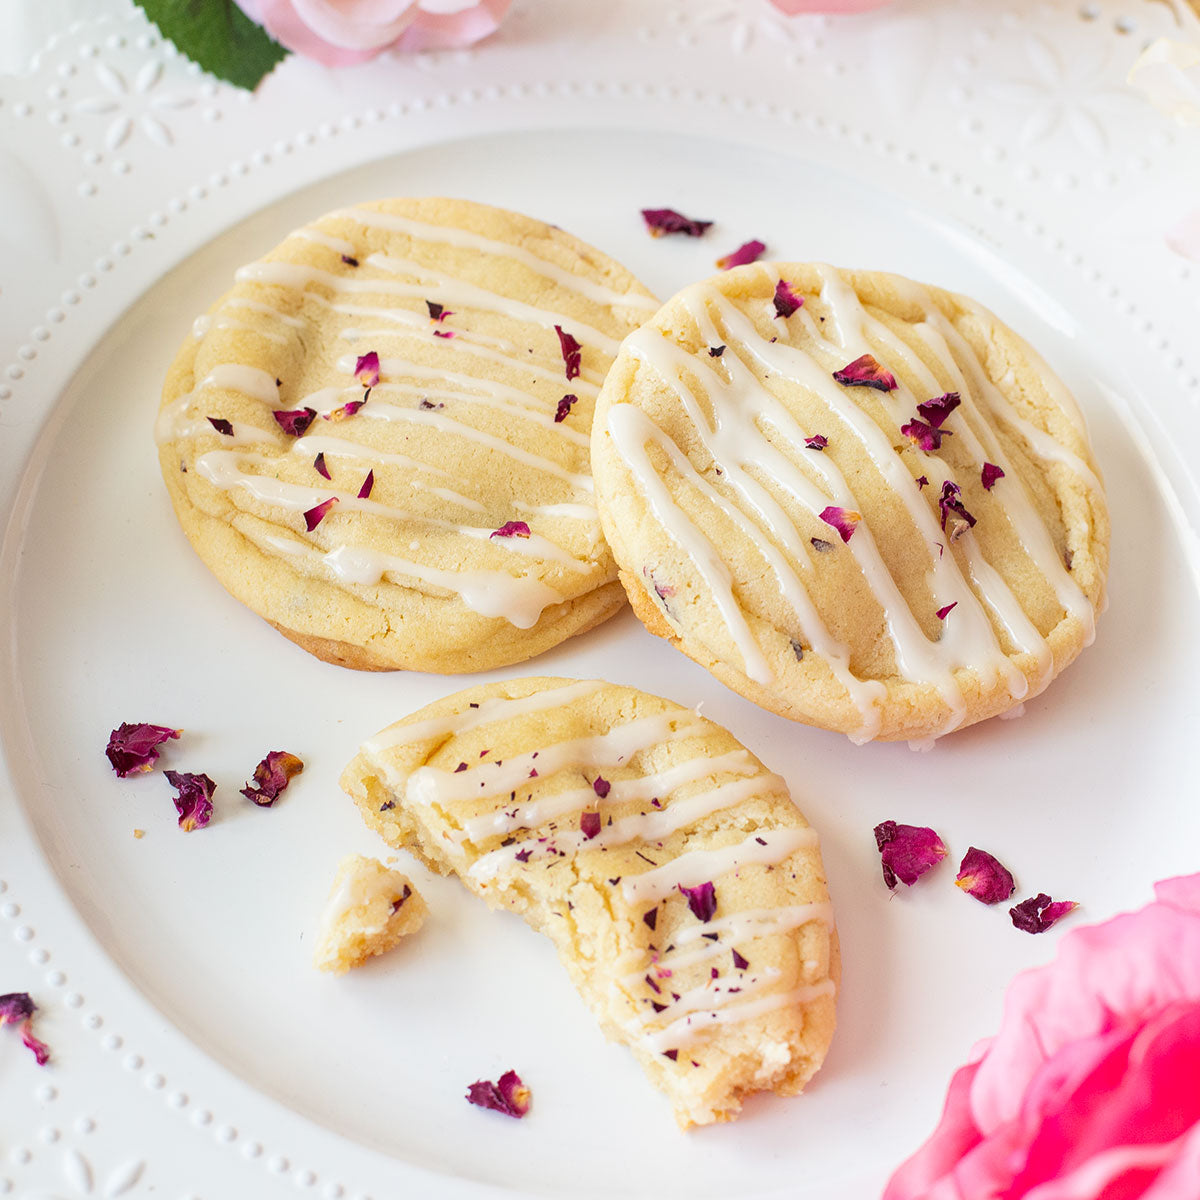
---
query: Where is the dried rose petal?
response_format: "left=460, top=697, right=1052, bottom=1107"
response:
left=554, top=394, right=578, bottom=423
left=981, top=462, right=1005, bottom=490
left=956, top=847, right=1016, bottom=905
left=466, top=1069, right=531, bottom=1118
left=207, top=416, right=234, bottom=437
left=554, top=326, right=581, bottom=381
left=433, top=329, right=455, bottom=340
left=805, top=434, right=829, bottom=451
left=709, top=345, right=726, bottom=359
left=873, top=821, right=948, bottom=890
left=357, top=470, right=374, bottom=500
left=163, top=770, right=215, bottom=832
left=304, top=498, right=338, bottom=531
left=426, top=301, right=454, bottom=322
left=916, top=475, right=929, bottom=490
left=936, top=602, right=957, bottom=620
left=326, top=398, right=366, bottom=422
left=314, top=453, right=330, bottom=480
left=1010, top=893, right=1078, bottom=934
left=354, top=351, right=380, bottom=387
left=581, top=811, right=601, bottom=840
left=106, top=723, right=180, bottom=777
left=490, top=520, right=530, bottom=539
left=273, top=407, right=317, bottom=437
left=773, top=279, right=804, bottom=318
left=819, top=505, right=862, bottom=543
left=0, top=993, right=49, bottom=1066
left=833, top=354, right=897, bottom=391
left=640, top=208, right=712, bottom=238
left=678, top=881, right=717, bottom=922
left=593, top=776, right=611, bottom=799
left=341, top=254, right=358, bottom=267
left=240, top=750, right=304, bottom=807
left=810, top=537, right=834, bottom=553
left=716, top=239, right=766, bottom=269
left=938, top=481, right=976, bottom=534
left=900, top=418, right=951, bottom=452
left=731, top=949, right=750, bottom=971
left=643, top=907, right=658, bottom=931
left=917, top=392, right=961, bottom=428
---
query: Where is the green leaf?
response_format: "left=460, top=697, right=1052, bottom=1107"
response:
left=133, top=0, right=289, bottom=92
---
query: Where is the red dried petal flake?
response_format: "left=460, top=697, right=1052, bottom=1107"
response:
left=1010, top=893, right=1078, bottom=934
left=554, top=394, right=578, bottom=423
left=354, top=351, right=380, bottom=387
left=731, top=949, right=750, bottom=971
left=514, top=847, right=532, bottom=863
left=433, top=329, right=456, bottom=339
left=314, top=452, right=330, bottom=480
left=164, top=770, right=215, bottom=832
left=643, top=907, right=658, bottom=931
left=490, top=521, right=531, bottom=539
left=819, top=505, right=862, bottom=543
left=304, top=497, right=339, bottom=531
left=956, top=847, right=1016, bottom=905
left=426, top=301, right=454, bottom=322
left=917, top=392, right=961, bottom=428
left=466, top=1069, right=531, bottom=1118
left=273, top=407, right=317, bottom=437
left=773, top=279, right=804, bottom=318
left=357, top=470, right=374, bottom=500
left=833, top=354, right=897, bottom=391
left=640, top=208, right=712, bottom=238
left=678, top=881, right=717, bottom=922
left=938, top=481, right=976, bottom=535
left=207, top=417, right=234, bottom=437
left=901, top=418, right=951, bottom=452
left=326, top=398, right=366, bottom=422
left=554, top=326, right=582, bottom=381
left=981, top=462, right=1005, bottom=490
left=0, top=993, right=50, bottom=1066
left=106, top=723, right=180, bottom=777
left=593, top=776, right=612, bottom=799
left=916, top=475, right=930, bottom=490
left=240, top=750, right=304, bottom=808
left=341, top=254, right=359, bottom=266
left=936, top=602, right=957, bottom=620
left=805, top=434, right=829, bottom=451
left=873, top=821, right=948, bottom=890
left=581, top=811, right=601, bottom=840
left=716, top=239, right=766, bottom=269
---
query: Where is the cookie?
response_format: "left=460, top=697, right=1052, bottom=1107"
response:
left=156, top=198, right=659, bottom=672
left=340, top=677, right=838, bottom=1128
left=312, top=855, right=427, bottom=975
left=591, top=263, right=1109, bottom=744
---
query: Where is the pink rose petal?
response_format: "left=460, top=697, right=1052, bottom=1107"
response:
left=490, top=520, right=530, bottom=539
left=901, top=418, right=951, bottom=452
left=640, top=208, right=712, bottom=238
left=273, top=407, right=317, bottom=437
left=981, top=462, right=1005, bottom=490
left=0, top=992, right=50, bottom=1066
left=678, top=881, right=717, bottom=922
left=935, top=602, right=957, bottom=621
left=917, top=392, right=961, bottom=428
left=164, top=770, right=215, bottom=832
left=207, top=417, right=234, bottom=437
left=873, top=820, right=948, bottom=889
left=805, top=434, right=829, bottom=451
left=354, top=351, right=380, bottom=388
left=955, top=847, right=1016, bottom=905
left=314, top=452, right=330, bottom=480
left=240, top=750, right=304, bottom=808
left=106, top=723, right=180, bottom=777
left=938, top=481, right=976, bottom=535
left=304, top=497, right=338, bottom=531
left=716, top=239, right=766, bottom=269
left=554, top=325, right=581, bottom=381
left=1010, top=893, right=1078, bottom=935
left=357, top=470, right=374, bottom=500
left=773, top=278, right=804, bottom=318
left=554, top=394, right=578, bottom=423
left=325, top=398, right=366, bottom=422
left=834, top=353, right=897, bottom=391
left=466, top=1069, right=531, bottom=1118
left=819, top=505, right=862, bottom=543
left=581, top=811, right=601, bottom=840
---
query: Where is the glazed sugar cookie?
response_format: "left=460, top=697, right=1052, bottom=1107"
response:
left=156, top=198, right=659, bottom=672
left=591, top=263, right=1110, bottom=744
left=340, top=676, right=837, bottom=1128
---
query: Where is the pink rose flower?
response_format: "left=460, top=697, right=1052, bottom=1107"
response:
left=885, top=874, right=1200, bottom=1199
left=234, top=0, right=511, bottom=68
left=769, top=0, right=895, bottom=13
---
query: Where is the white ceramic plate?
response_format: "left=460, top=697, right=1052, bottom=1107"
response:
left=3, top=4, right=1199, bottom=1197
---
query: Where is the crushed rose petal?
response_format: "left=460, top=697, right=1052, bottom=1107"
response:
left=164, top=770, right=215, bottom=832
left=709, top=345, right=726, bottom=359
left=341, top=254, right=358, bottom=267
left=901, top=418, right=951, bottom=452
left=426, top=301, right=453, bottom=322
left=357, top=470, right=374, bottom=500
left=640, top=208, right=712, bottom=238
left=314, top=452, right=330, bottom=480
left=304, top=497, right=338, bottom=531
left=773, top=279, right=804, bottom=318
left=1010, top=893, right=1078, bottom=934
left=643, top=907, right=658, bottom=930
left=805, top=434, right=829, bottom=451
left=326, top=398, right=366, bottom=422
left=874, top=821, right=949, bottom=890
left=207, top=416, right=234, bottom=437
left=273, top=407, right=317, bottom=437
left=581, top=811, right=601, bottom=840
left=731, top=949, right=750, bottom=971
left=106, top=723, right=180, bottom=777
left=917, top=392, right=961, bottom=428
left=678, top=881, right=717, bottom=922
left=433, top=329, right=455, bottom=340
left=554, top=326, right=582, bottom=381
left=593, top=776, right=611, bottom=799
left=956, top=847, right=1017, bottom=905
left=936, top=602, right=957, bottom=620
left=938, top=481, right=976, bottom=534
left=916, top=475, right=929, bottom=490
left=490, top=520, right=531, bottom=539
left=981, top=462, right=1005, bottom=490
left=716, top=239, right=766, bottom=270
left=466, top=1069, right=531, bottom=1118
left=354, top=351, right=380, bottom=387
left=0, top=993, right=50, bottom=1066
left=240, top=751, right=304, bottom=807
left=819, top=505, right=862, bottom=543
left=833, top=354, right=897, bottom=391
left=554, top=394, right=578, bottom=423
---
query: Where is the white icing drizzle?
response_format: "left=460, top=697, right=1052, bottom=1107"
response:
left=620, top=828, right=818, bottom=905
left=291, top=227, right=358, bottom=257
